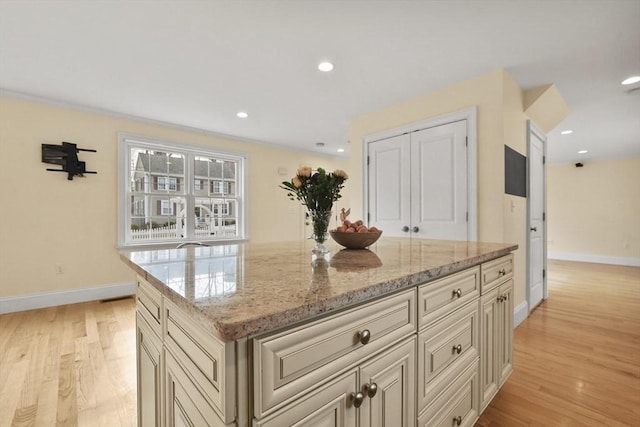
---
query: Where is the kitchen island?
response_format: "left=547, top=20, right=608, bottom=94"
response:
left=121, top=237, right=517, bottom=427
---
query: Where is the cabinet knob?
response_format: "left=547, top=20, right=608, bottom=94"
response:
left=364, top=382, right=378, bottom=398
left=498, top=296, right=504, bottom=303
left=452, top=288, right=462, bottom=298
left=498, top=268, right=507, bottom=276
left=351, top=391, right=365, bottom=408
left=401, top=226, right=409, bottom=232
left=453, top=344, right=462, bottom=354
left=530, top=227, right=537, bottom=232
left=412, top=226, right=419, bottom=233
left=453, top=415, right=463, bottom=426
left=357, top=329, right=371, bottom=345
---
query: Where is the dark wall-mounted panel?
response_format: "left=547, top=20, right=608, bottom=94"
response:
left=505, top=145, right=526, bottom=197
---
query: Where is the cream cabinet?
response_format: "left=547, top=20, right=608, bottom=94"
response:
left=480, top=254, right=514, bottom=411
left=256, top=337, right=415, bottom=427
left=134, top=252, right=514, bottom=427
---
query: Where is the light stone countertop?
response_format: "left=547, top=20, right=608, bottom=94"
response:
left=120, top=238, right=517, bottom=341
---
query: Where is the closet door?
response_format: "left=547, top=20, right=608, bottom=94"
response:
left=368, top=133, right=411, bottom=237
left=410, top=120, right=468, bottom=240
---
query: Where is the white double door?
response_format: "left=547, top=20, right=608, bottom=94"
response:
left=368, top=120, right=468, bottom=240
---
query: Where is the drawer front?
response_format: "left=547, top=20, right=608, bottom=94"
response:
left=417, top=300, right=479, bottom=410
left=137, top=276, right=162, bottom=330
left=481, top=254, right=513, bottom=294
left=418, top=267, right=480, bottom=329
left=254, top=289, right=416, bottom=417
left=417, top=361, right=479, bottom=427
left=164, top=298, right=235, bottom=423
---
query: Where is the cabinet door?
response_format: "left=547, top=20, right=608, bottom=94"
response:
left=498, top=281, right=513, bottom=384
left=136, top=313, right=163, bottom=427
left=479, top=288, right=499, bottom=411
left=360, top=338, right=416, bottom=427
left=255, top=369, right=358, bottom=427
left=165, top=351, right=225, bottom=427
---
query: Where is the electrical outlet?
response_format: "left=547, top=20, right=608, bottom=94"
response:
left=55, top=263, right=64, bottom=274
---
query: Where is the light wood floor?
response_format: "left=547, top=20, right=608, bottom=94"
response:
left=1, top=260, right=638, bottom=426
left=477, top=260, right=640, bottom=426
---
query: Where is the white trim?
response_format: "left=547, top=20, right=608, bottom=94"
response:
left=0, top=88, right=345, bottom=160
left=548, top=252, right=640, bottom=267
left=0, top=282, right=136, bottom=314
left=513, top=300, right=529, bottom=328
left=362, top=106, right=477, bottom=241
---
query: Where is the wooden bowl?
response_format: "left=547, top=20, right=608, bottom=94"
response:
left=329, top=230, right=382, bottom=249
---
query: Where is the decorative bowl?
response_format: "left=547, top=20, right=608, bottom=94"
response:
left=329, top=230, right=382, bottom=249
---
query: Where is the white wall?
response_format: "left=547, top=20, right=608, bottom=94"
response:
left=547, top=157, right=640, bottom=266
left=0, top=96, right=347, bottom=303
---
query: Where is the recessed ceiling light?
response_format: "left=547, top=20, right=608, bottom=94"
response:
left=337, top=148, right=345, bottom=153
left=318, top=62, right=334, bottom=72
left=561, top=130, right=573, bottom=135
left=236, top=111, right=248, bottom=118
left=621, top=76, right=640, bottom=85
left=578, top=150, right=588, bottom=154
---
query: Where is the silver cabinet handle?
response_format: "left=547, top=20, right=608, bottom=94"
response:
left=452, top=288, right=462, bottom=298
left=412, top=226, right=419, bottom=232
left=401, top=226, right=409, bottom=232
left=364, top=382, right=378, bottom=398
left=530, top=227, right=537, bottom=232
left=352, top=391, right=365, bottom=408
left=453, top=344, right=462, bottom=354
left=357, top=329, right=371, bottom=345
left=498, top=268, right=507, bottom=276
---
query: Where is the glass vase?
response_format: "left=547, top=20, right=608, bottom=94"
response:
left=310, top=210, right=331, bottom=254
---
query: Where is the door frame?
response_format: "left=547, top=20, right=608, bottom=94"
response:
left=362, top=107, right=478, bottom=241
left=526, top=120, right=548, bottom=310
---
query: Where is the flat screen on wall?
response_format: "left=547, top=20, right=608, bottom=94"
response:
left=505, top=145, right=526, bottom=197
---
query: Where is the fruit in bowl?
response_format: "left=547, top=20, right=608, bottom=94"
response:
left=330, top=220, right=382, bottom=249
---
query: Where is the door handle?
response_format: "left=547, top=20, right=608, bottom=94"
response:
left=412, top=226, right=419, bottom=233
left=402, top=226, right=409, bottom=232
left=530, top=227, right=537, bottom=232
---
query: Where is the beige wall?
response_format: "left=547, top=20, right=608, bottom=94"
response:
left=547, top=157, right=640, bottom=263
left=0, top=96, right=346, bottom=298
left=344, top=69, right=530, bottom=313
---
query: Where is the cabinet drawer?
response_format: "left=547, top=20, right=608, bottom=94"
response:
left=164, top=298, right=235, bottom=423
left=481, top=254, right=513, bottom=294
left=254, top=289, right=416, bottom=417
left=418, top=267, right=480, bottom=329
left=417, top=300, right=479, bottom=410
left=417, top=361, right=479, bottom=427
left=137, top=276, right=162, bottom=332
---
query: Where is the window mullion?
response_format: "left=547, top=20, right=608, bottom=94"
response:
left=185, top=153, right=195, bottom=240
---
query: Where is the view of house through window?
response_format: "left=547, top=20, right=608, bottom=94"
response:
left=120, top=136, right=245, bottom=246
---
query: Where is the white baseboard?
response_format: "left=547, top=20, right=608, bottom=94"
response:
left=514, top=300, right=529, bottom=328
left=0, top=282, right=136, bottom=314
left=548, top=252, right=640, bottom=267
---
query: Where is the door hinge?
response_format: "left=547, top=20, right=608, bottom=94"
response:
left=465, top=136, right=468, bottom=147
left=367, top=212, right=370, bottom=222
left=543, top=156, right=546, bottom=164
left=367, top=156, right=370, bottom=166
left=543, top=212, right=546, bottom=221
left=466, top=212, right=468, bottom=222
left=543, top=269, right=546, bottom=279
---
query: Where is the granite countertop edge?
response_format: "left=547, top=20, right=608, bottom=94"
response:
left=120, top=243, right=517, bottom=341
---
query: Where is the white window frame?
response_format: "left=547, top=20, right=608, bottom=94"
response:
left=158, top=176, right=178, bottom=191
left=160, top=200, right=173, bottom=216
left=118, top=133, right=248, bottom=247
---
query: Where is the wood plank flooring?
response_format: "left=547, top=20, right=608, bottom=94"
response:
left=476, top=260, right=640, bottom=426
left=0, top=297, right=137, bottom=427
left=0, top=260, right=638, bottom=426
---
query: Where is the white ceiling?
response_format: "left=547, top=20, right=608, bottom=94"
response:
left=1, top=1, right=638, bottom=164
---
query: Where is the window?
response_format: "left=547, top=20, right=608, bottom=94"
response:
left=119, top=134, right=246, bottom=246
